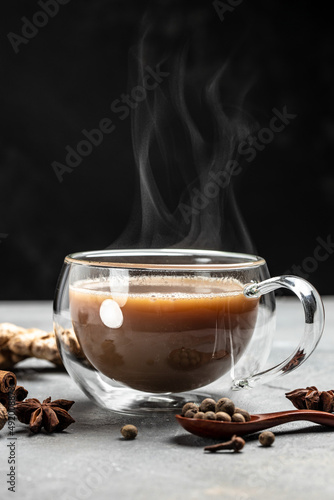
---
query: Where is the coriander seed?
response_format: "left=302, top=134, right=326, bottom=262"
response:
left=121, top=424, right=138, bottom=440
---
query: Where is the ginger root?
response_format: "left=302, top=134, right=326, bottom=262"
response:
left=0, top=323, right=62, bottom=369
left=0, top=323, right=86, bottom=370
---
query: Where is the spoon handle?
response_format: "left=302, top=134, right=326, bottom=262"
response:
left=252, top=410, right=334, bottom=431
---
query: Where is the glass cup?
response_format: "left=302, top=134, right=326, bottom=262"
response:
left=53, top=249, right=324, bottom=414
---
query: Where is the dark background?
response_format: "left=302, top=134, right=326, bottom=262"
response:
left=0, top=0, right=333, bottom=299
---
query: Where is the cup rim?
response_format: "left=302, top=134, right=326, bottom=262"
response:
left=65, top=249, right=266, bottom=270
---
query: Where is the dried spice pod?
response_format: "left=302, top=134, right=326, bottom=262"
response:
left=15, top=397, right=75, bottom=433
left=0, top=370, right=17, bottom=393
left=320, top=390, right=334, bottom=412
left=286, top=386, right=334, bottom=412
left=285, top=388, right=309, bottom=409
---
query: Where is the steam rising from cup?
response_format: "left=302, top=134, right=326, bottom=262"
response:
left=109, top=17, right=257, bottom=254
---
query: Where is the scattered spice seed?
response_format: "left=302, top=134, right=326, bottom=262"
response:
left=259, top=431, right=275, bottom=447
left=121, top=424, right=138, bottom=440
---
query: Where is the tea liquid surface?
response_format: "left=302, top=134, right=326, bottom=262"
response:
left=70, top=276, right=259, bottom=393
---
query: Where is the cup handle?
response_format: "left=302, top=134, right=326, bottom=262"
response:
left=232, top=275, right=325, bottom=389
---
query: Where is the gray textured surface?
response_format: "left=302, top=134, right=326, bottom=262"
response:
left=0, top=298, right=334, bottom=500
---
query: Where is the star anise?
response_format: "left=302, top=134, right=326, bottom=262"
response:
left=286, top=386, right=334, bottom=412
left=15, top=397, right=75, bottom=433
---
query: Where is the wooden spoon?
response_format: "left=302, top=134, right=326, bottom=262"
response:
left=175, top=410, right=334, bottom=439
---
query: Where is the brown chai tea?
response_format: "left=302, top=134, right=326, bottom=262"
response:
left=69, top=276, right=259, bottom=393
